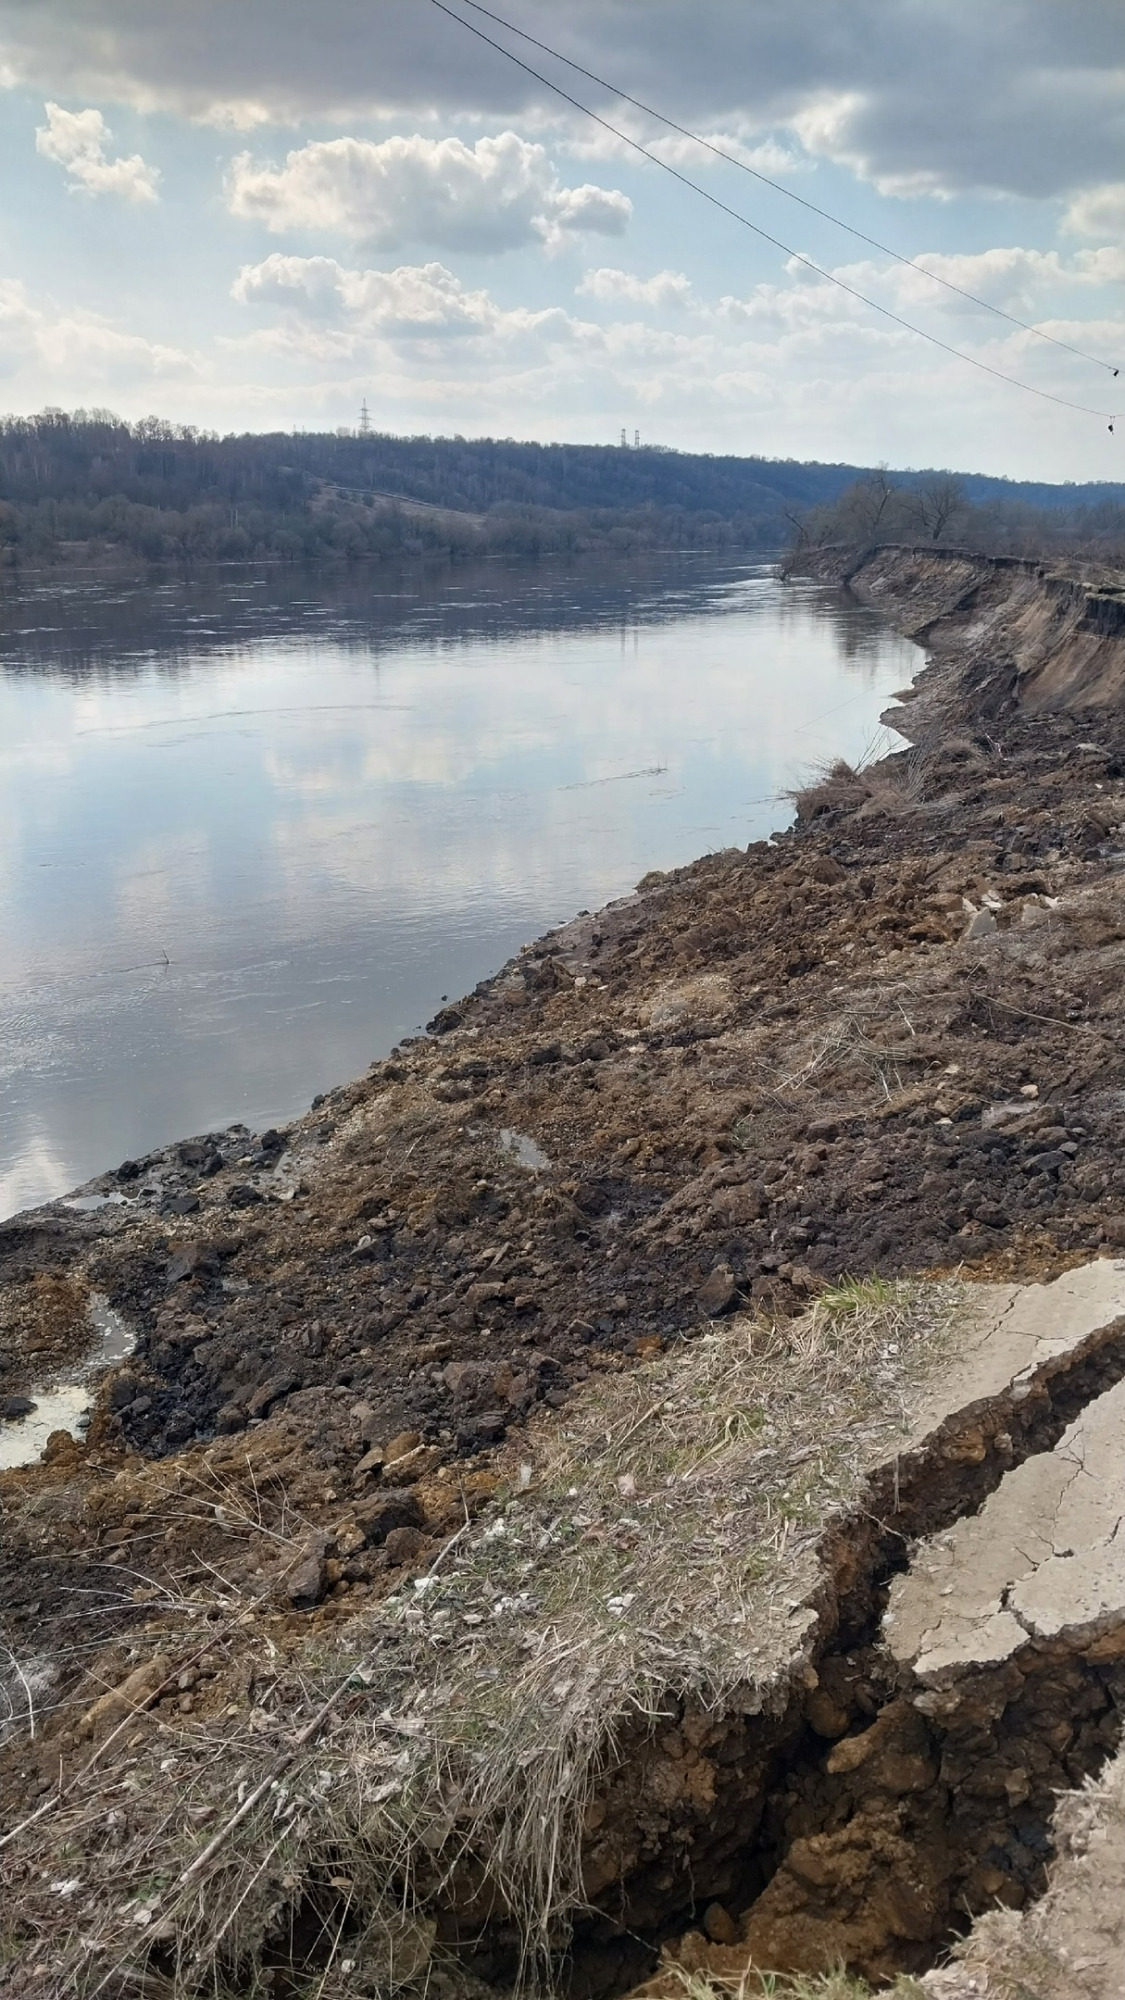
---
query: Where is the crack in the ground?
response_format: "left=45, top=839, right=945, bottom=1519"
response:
left=521, top=1302, right=1125, bottom=1995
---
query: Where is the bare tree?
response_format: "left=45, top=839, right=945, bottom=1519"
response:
left=912, top=474, right=966, bottom=543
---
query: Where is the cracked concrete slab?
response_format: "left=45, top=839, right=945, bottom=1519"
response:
left=888, top=1365, right=1125, bottom=1685
left=907, top=1257, right=1125, bottom=1455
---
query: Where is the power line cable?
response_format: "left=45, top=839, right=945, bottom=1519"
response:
left=451, top=0, right=1119, bottom=381
left=431, top=0, right=1121, bottom=426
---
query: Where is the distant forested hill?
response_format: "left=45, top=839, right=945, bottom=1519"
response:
left=0, top=408, right=1122, bottom=567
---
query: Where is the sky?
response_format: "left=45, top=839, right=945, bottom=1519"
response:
left=1, top=0, right=1124, bottom=480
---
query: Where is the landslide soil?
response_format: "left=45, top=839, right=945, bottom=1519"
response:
left=7, top=550, right=1125, bottom=1949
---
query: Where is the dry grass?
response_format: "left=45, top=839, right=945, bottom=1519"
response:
left=1, top=1281, right=963, bottom=1998
left=787, top=744, right=925, bottom=823
left=651, top=1968, right=926, bottom=2000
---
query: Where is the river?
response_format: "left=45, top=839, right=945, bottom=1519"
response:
left=0, top=553, right=920, bottom=1219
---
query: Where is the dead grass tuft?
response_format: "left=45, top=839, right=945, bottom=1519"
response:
left=1, top=1282, right=961, bottom=1997
left=787, top=745, right=924, bottom=823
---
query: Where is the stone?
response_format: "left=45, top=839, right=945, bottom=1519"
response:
left=806, top=1690, right=852, bottom=1739
left=0, top=1394, right=35, bottom=1420
left=696, top=1263, right=738, bottom=1317
left=164, top=1195, right=200, bottom=1217
left=287, top=1533, right=331, bottom=1606
left=227, top=1184, right=263, bottom=1208
left=384, top=1525, right=429, bottom=1565
left=354, top=1488, right=424, bottom=1545
left=165, top=1240, right=220, bottom=1284
left=456, top=1411, right=508, bottom=1450
left=385, top=1429, right=422, bottom=1463
left=702, top=1903, right=740, bottom=1946
left=247, top=1370, right=299, bottom=1418
left=444, top=1360, right=491, bottom=1399
left=214, top=1401, right=246, bottom=1433
left=963, top=907, right=997, bottom=940
left=78, top=1655, right=172, bottom=1738
left=108, top=1371, right=143, bottom=1412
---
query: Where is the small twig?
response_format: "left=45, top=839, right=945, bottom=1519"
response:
left=178, top=1672, right=356, bottom=1887
left=3, top=1646, right=36, bottom=1741
left=425, top=1517, right=474, bottom=1581
left=608, top=1396, right=668, bottom=1456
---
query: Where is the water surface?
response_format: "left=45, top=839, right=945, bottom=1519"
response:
left=0, top=556, right=919, bottom=1217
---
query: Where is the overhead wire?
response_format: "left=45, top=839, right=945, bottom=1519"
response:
left=430, top=0, right=1121, bottom=426
left=450, top=0, right=1119, bottom=381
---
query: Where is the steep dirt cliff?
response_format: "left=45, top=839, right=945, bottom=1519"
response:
left=801, top=542, right=1125, bottom=713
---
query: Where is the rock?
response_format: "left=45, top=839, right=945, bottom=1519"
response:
left=0, top=1394, right=35, bottom=1420
left=117, top=1159, right=141, bottom=1181
left=1104, top=1216, right=1125, bottom=1246
left=353, top=1445, right=385, bottom=1481
left=165, top=1240, right=220, bottom=1284
left=963, top=906, right=997, bottom=940
left=227, top=1184, right=263, bottom=1208
left=354, top=1489, right=424, bottom=1545
left=697, top=1263, right=738, bottom=1317
left=164, top=1195, right=200, bottom=1217
left=78, top=1655, right=172, bottom=1738
left=384, top=1525, right=429, bottom=1564
left=287, top=1533, right=331, bottom=1606
left=973, top=1206, right=1010, bottom=1231
left=108, top=1371, right=143, bottom=1412
left=456, top=1410, right=508, bottom=1450
left=806, top=1691, right=852, bottom=1739
left=214, top=1401, right=246, bottom=1433
left=384, top=1429, right=422, bottom=1464
left=444, top=1361, right=491, bottom=1399
left=247, top=1370, right=299, bottom=1418
left=702, top=1903, right=740, bottom=1946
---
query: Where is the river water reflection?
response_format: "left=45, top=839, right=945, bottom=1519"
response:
left=0, top=555, right=920, bottom=1217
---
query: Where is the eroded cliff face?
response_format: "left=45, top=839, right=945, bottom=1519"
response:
left=801, top=543, right=1125, bottom=714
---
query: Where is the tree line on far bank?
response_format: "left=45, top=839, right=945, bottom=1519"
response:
left=0, top=407, right=1121, bottom=570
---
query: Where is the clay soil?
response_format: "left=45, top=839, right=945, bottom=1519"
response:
left=6, top=548, right=1125, bottom=1989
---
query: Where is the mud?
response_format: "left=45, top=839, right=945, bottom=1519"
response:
left=7, top=545, right=1125, bottom=1991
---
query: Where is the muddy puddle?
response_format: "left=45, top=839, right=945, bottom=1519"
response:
left=0, top=1293, right=134, bottom=1469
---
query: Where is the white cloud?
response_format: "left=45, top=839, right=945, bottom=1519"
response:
left=232, top=253, right=498, bottom=337
left=1065, top=183, right=1125, bottom=242
left=0, top=277, right=192, bottom=384
left=577, top=267, right=693, bottom=308
left=231, top=253, right=580, bottom=360
left=225, top=132, right=630, bottom=253
left=35, top=102, right=159, bottom=203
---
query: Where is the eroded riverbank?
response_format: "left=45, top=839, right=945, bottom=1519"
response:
left=6, top=545, right=1125, bottom=1995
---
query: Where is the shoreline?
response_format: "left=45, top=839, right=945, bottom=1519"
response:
left=7, top=542, right=1125, bottom=1993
